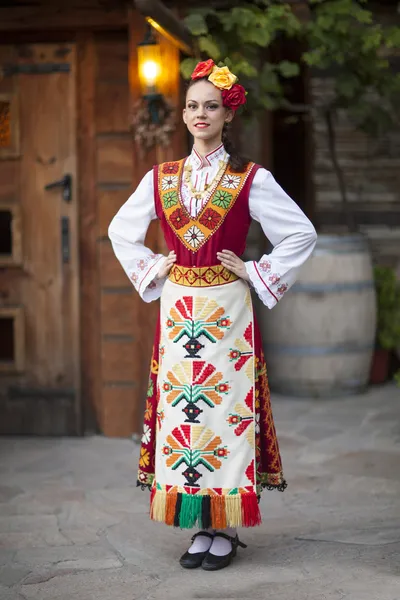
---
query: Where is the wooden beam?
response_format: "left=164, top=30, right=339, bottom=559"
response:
left=0, top=4, right=128, bottom=32
left=134, top=0, right=193, bottom=54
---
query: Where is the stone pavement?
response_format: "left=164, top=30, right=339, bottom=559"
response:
left=0, top=384, right=399, bottom=600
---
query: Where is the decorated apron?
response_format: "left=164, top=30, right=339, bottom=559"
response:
left=137, top=159, right=287, bottom=529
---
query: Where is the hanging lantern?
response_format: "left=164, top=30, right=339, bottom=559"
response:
left=137, top=25, right=167, bottom=125
left=137, top=26, right=162, bottom=97
left=131, top=22, right=177, bottom=151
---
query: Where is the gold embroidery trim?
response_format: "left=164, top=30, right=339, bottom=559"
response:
left=158, top=159, right=255, bottom=253
left=168, top=264, right=239, bottom=287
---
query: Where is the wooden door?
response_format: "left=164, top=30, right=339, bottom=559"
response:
left=0, top=44, right=80, bottom=435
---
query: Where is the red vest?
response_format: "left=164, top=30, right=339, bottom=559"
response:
left=153, top=159, right=259, bottom=268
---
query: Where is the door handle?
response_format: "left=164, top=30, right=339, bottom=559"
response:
left=44, top=174, right=72, bottom=202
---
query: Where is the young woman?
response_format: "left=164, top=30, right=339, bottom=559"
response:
left=108, top=59, right=317, bottom=571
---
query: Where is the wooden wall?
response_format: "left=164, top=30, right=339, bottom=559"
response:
left=79, top=24, right=186, bottom=437
left=95, top=31, right=136, bottom=438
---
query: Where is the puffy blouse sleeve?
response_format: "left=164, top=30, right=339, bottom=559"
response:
left=245, top=168, right=317, bottom=309
left=108, top=170, right=167, bottom=303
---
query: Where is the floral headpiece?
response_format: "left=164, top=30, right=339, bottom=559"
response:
left=191, top=59, right=247, bottom=112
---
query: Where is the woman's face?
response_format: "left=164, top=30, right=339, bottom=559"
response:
left=183, top=79, right=233, bottom=146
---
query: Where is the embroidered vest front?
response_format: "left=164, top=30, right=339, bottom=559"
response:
left=157, top=159, right=255, bottom=253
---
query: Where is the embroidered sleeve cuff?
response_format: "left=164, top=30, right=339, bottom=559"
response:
left=133, top=255, right=166, bottom=303
left=141, top=274, right=167, bottom=303
left=245, top=260, right=280, bottom=309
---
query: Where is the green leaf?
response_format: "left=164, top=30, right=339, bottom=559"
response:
left=278, top=60, right=300, bottom=78
left=218, top=12, right=235, bottom=33
left=198, top=36, right=221, bottom=61
left=242, top=26, right=272, bottom=47
left=180, top=58, right=198, bottom=80
left=184, top=13, right=208, bottom=36
left=302, top=48, right=328, bottom=68
left=315, top=14, right=335, bottom=30
left=230, top=58, right=258, bottom=78
left=336, top=75, right=360, bottom=99
left=230, top=7, right=259, bottom=29
left=190, top=7, right=218, bottom=19
left=265, top=4, right=302, bottom=35
left=260, top=65, right=282, bottom=94
left=374, top=266, right=400, bottom=349
left=259, top=95, right=279, bottom=111
left=222, top=56, right=233, bottom=69
left=395, top=370, right=400, bottom=387
left=385, top=26, right=400, bottom=49
left=362, top=26, right=383, bottom=52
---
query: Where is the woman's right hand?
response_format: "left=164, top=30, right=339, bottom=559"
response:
left=156, top=251, right=177, bottom=279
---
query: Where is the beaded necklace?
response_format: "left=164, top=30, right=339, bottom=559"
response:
left=183, top=152, right=227, bottom=202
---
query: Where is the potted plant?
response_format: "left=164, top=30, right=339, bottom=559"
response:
left=370, top=266, right=400, bottom=384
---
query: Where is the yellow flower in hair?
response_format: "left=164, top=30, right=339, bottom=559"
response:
left=208, top=65, right=238, bottom=91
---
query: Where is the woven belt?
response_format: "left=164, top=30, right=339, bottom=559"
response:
left=168, top=264, right=239, bottom=287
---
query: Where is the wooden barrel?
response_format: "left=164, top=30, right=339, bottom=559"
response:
left=260, top=234, right=377, bottom=397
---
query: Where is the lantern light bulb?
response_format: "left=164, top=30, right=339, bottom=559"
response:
left=142, top=60, right=160, bottom=85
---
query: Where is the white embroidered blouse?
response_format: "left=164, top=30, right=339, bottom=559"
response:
left=108, top=144, right=317, bottom=309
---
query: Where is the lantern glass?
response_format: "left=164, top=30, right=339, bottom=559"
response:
left=138, top=42, right=162, bottom=96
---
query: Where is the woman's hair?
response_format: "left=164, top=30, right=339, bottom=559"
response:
left=186, top=78, right=249, bottom=172
left=221, top=122, right=249, bottom=172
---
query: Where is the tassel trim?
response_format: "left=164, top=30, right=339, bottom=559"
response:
left=258, top=472, right=287, bottom=493
left=150, top=489, right=262, bottom=529
left=260, top=480, right=288, bottom=492
left=137, top=480, right=152, bottom=491
left=137, top=470, right=154, bottom=490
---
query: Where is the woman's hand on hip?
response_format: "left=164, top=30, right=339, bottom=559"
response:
left=156, top=251, right=177, bottom=279
left=217, top=250, right=250, bottom=282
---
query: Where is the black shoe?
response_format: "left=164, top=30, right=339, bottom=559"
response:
left=179, top=531, right=215, bottom=569
left=201, top=532, right=247, bottom=571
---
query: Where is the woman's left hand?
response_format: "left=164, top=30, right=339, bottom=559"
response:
left=217, top=250, right=250, bottom=282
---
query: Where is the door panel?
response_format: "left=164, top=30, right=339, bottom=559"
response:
left=0, top=43, right=80, bottom=435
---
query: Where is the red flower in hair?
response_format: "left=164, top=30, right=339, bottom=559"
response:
left=222, top=84, right=247, bottom=111
left=191, top=59, right=215, bottom=80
